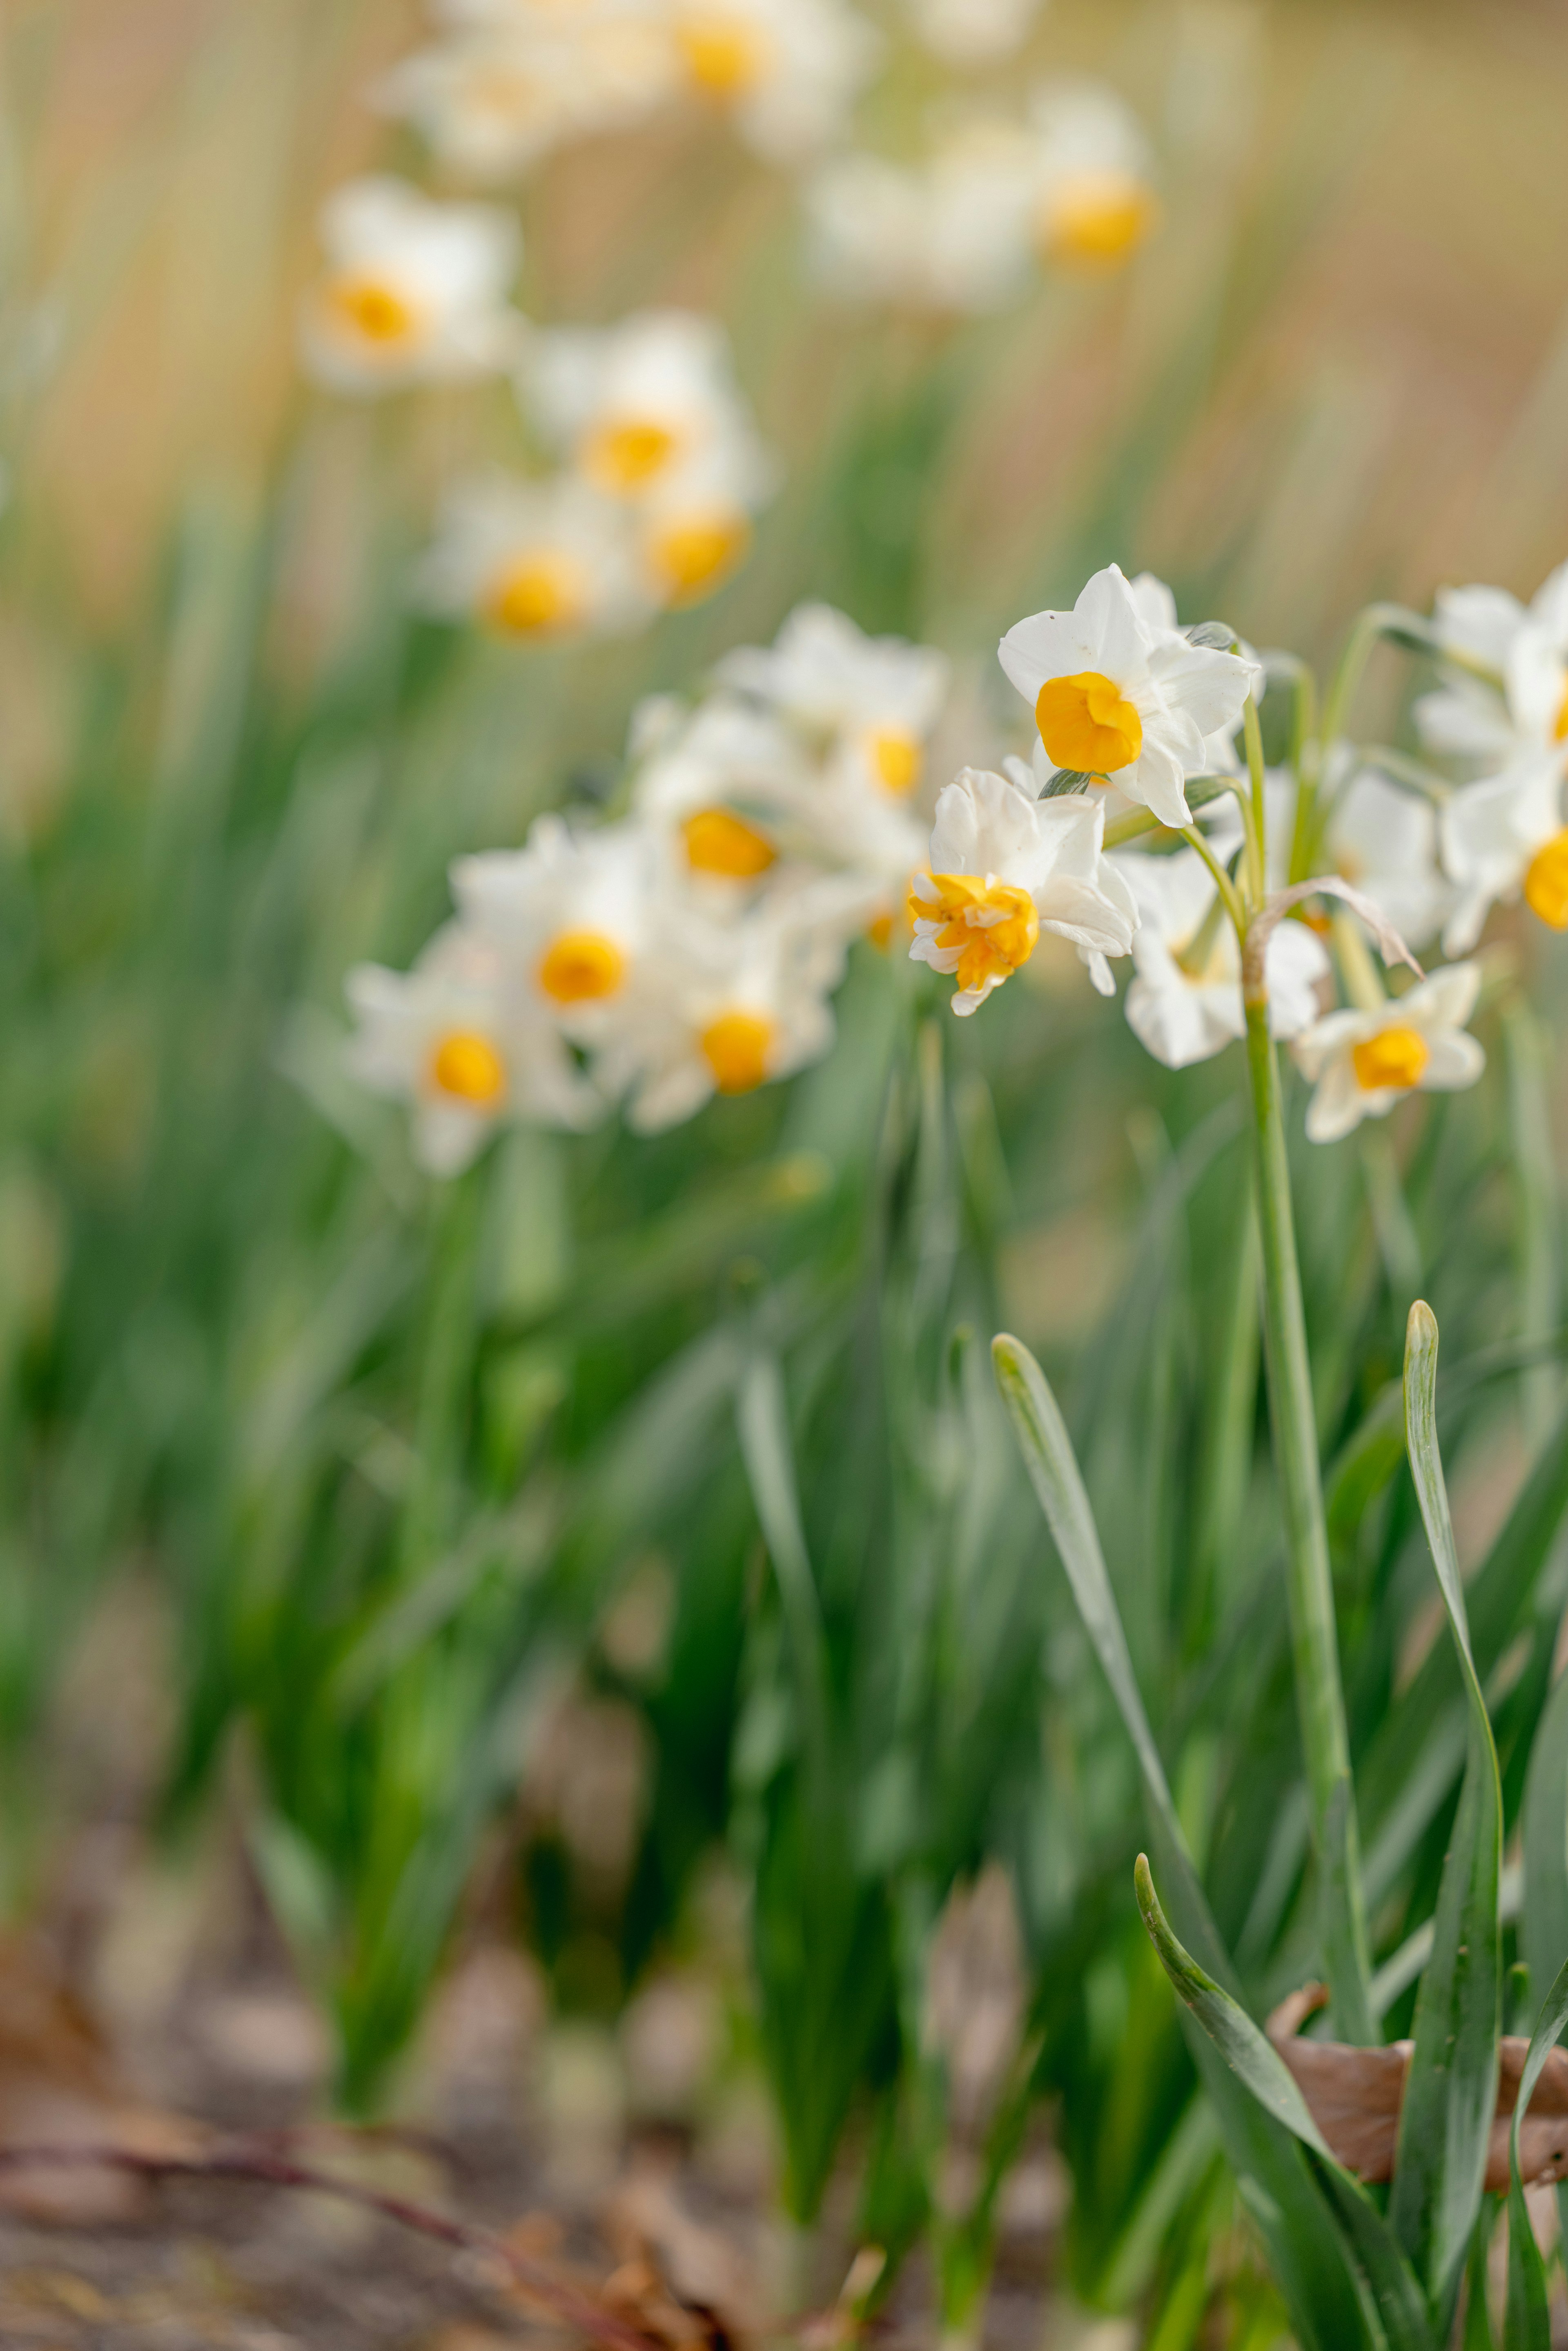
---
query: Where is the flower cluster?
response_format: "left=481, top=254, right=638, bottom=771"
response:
left=807, top=80, right=1159, bottom=313
left=300, top=180, right=777, bottom=634
left=345, top=603, right=947, bottom=1166
left=376, top=0, right=882, bottom=180
left=910, top=560, right=1507, bottom=1146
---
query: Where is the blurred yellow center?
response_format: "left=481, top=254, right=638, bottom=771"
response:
left=677, top=20, right=769, bottom=97
left=1525, top=827, right=1568, bottom=928
left=868, top=728, right=922, bottom=795
left=682, top=807, right=777, bottom=877
left=649, top=513, right=751, bottom=605
left=584, top=417, right=681, bottom=493
left=1555, top=688, right=1568, bottom=743
left=1035, top=671, right=1143, bottom=774
left=430, top=1029, right=506, bottom=1105
left=700, top=1011, right=774, bottom=1094
left=331, top=275, right=421, bottom=345
left=484, top=553, right=587, bottom=639
left=538, top=929, right=626, bottom=1003
left=1352, top=1026, right=1430, bottom=1093
left=1043, top=174, right=1159, bottom=269
left=867, top=910, right=895, bottom=951
left=914, top=872, right=1040, bottom=997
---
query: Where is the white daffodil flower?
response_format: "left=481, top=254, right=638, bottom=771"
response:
left=1292, top=965, right=1485, bottom=1145
left=999, top=563, right=1261, bottom=830
left=375, top=17, right=675, bottom=181
left=593, top=904, right=848, bottom=1131
left=668, top=0, right=881, bottom=161
left=299, top=178, right=523, bottom=395
left=520, top=310, right=774, bottom=513
left=452, top=814, right=656, bottom=1043
left=633, top=437, right=779, bottom=610
left=1418, top=563, right=1568, bottom=771
left=414, top=470, right=649, bottom=644
left=1439, top=759, right=1568, bottom=955
left=1325, top=766, right=1455, bottom=953
left=1028, top=81, right=1159, bottom=272
left=804, top=125, right=1036, bottom=315
left=910, top=767, right=1138, bottom=1016
left=905, top=0, right=1043, bottom=67
left=632, top=695, right=818, bottom=887
left=345, top=924, right=600, bottom=1173
left=1112, top=848, right=1327, bottom=1070
left=716, top=603, right=951, bottom=802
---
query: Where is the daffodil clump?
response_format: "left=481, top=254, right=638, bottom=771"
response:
left=345, top=602, right=946, bottom=1161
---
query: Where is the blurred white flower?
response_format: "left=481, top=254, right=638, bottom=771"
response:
left=376, top=16, right=675, bottom=180
left=1029, top=80, right=1159, bottom=272
left=911, top=767, right=1137, bottom=1015
left=999, top=563, right=1260, bottom=829
left=521, top=309, right=773, bottom=509
left=804, top=125, right=1036, bottom=314
left=668, top=0, right=881, bottom=160
left=346, top=924, right=600, bottom=1172
left=1430, top=562, right=1568, bottom=676
left=1292, top=965, right=1485, bottom=1144
left=906, top=0, right=1043, bottom=68
left=632, top=694, right=816, bottom=886
left=1325, top=765, right=1455, bottom=953
left=300, top=177, right=523, bottom=394
left=452, top=814, right=658, bottom=1042
left=717, top=602, right=950, bottom=801
left=594, top=902, right=849, bottom=1130
left=635, top=439, right=777, bottom=608
left=414, top=470, right=648, bottom=643
left=1112, top=847, right=1327, bottom=1069
left=1440, top=759, right=1568, bottom=955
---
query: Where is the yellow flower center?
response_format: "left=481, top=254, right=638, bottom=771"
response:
left=538, top=929, right=626, bottom=1004
left=1352, top=1026, right=1430, bottom=1094
left=700, top=1010, right=774, bottom=1094
left=867, top=727, right=922, bottom=796
left=867, top=911, right=895, bottom=951
left=430, top=1029, right=507, bottom=1106
left=483, top=553, right=588, bottom=639
left=1555, top=686, right=1568, bottom=743
left=682, top=807, right=777, bottom=878
left=648, top=512, right=751, bottom=606
left=330, top=274, right=422, bottom=345
left=913, top=871, right=1040, bottom=998
left=1042, top=173, right=1160, bottom=270
left=583, top=417, right=682, bottom=494
left=1034, top=671, right=1144, bottom=774
left=1525, top=826, right=1568, bottom=928
left=676, top=18, right=770, bottom=98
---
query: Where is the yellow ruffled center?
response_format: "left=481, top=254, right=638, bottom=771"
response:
left=700, top=1010, right=774, bottom=1094
left=914, top=872, right=1040, bottom=998
left=1034, top=671, right=1144, bottom=774
left=648, top=512, right=751, bottom=605
left=677, top=18, right=770, bottom=98
left=538, top=929, right=626, bottom=1004
left=430, top=1029, right=507, bottom=1106
left=867, top=727, right=922, bottom=795
left=682, top=807, right=777, bottom=878
left=1525, top=827, right=1568, bottom=928
left=1352, top=1026, right=1430, bottom=1093
left=1042, top=173, right=1160, bottom=269
left=484, top=553, right=588, bottom=639
left=330, top=274, right=422, bottom=346
left=584, top=417, right=682, bottom=494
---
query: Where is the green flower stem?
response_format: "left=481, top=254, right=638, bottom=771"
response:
left=1242, top=692, right=1269, bottom=903
left=1241, top=980, right=1376, bottom=2045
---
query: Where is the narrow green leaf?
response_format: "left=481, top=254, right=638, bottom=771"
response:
left=1392, top=1303, right=1503, bottom=2330
left=1136, top=1856, right=1436, bottom=2351
left=737, top=1350, right=831, bottom=1796
left=993, top=1335, right=1376, bottom=2351
left=1523, top=1661, right=1568, bottom=2018
left=1504, top=1955, right=1568, bottom=2350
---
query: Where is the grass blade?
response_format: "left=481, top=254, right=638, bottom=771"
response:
left=1392, top=1302, right=1503, bottom=2330
left=1504, top=1955, right=1568, bottom=2350
left=1136, top=1856, right=1436, bottom=2351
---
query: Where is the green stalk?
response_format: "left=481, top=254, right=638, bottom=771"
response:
left=1241, top=982, right=1375, bottom=2044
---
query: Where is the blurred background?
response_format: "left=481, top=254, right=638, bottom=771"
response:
left=4, top=1, right=1568, bottom=2344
